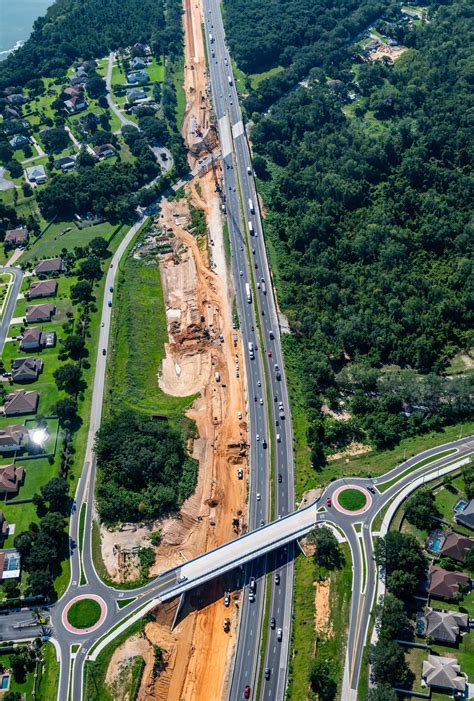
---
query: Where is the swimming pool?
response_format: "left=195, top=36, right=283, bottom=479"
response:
left=427, top=531, right=445, bottom=553
left=0, top=674, right=10, bottom=690
left=454, top=499, right=468, bottom=514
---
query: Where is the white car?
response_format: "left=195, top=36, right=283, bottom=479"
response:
left=259, top=398, right=263, bottom=405
left=256, top=434, right=260, bottom=441
left=256, top=493, right=261, bottom=501
left=257, top=380, right=261, bottom=387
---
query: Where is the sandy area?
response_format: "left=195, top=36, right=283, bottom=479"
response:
left=314, top=579, right=332, bottom=639
left=105, top=634, right=153, bottom=700
left=327, top=442, right=372, bottom=462
left=369, top=42, right=408, bottom=63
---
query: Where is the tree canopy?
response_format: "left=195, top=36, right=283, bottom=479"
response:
left=95, top=411, right=197, bottom=524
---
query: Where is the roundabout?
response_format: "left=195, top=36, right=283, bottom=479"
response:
left=332, top=484, right=372, bottom=516
left=62, top=594, right=107, bottom=635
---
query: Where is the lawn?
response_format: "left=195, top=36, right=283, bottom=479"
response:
left=321, top=420, right=474, bottom=486
left=249, top=65, right=284, bottom=90
left=37, top=641, right=60, bottom=700
left=337, top=488, right=367, bottom=511
left=404, top=645, right=429, bottom=693
left=19, top=220, right=120, bottom=263
left=84, top=619, right=145, bottom=701
left=67, top=598, right=102, bottom=628
left=286, top=554, right=315, bottom=699
left=105, top=254, right=196, bottom=420
left=147, top=56, right=165, bottom=83
left=172, top=63, right=186, bottom=130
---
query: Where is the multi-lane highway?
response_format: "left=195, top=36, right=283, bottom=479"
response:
left=201, top=0, right=296, bottom=697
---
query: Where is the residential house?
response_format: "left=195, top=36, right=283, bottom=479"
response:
left=0, top=464, right=25, bottom=496
left=69, top=74, right=87, bottom=87
left=127, top=88, right=147, bottom=103
left=130, top=57, right=147, bottom=70
left=62, top=86, right=84, bottom=99
left=440, top=531, right=474, bottom=563
left=20, top=327, right=55, bottom=351
left=0, top=513, right=8, bottom=540
left=126, top=69, right=149, bottom=84
left=25, top=303, right=56, bottom=324
left=0, top=550, right=21, bottom=580
left=0, top=424, right=29, bottom=453
left=79, top=112, right=100, bottom=128
left=26, top=279, right=57, bottom=299
left=133, top=42, right=150, bottom=54
left=4, top=228, right=28, bottom=247
left=33, top=257, right=64, bottom=276
left=64, top=95, right=87, bottom=113
left=11, top=357, right=43, bottom=383
left=3, top=107, right=19, bottom=120
left=25, top=164, right=47, bottom=184
left=53, top=155, right=76, bottom=172
left=3, top=389, right=39, bottom=416
left=6, top=94, right=27, bottom=106
left=428, top=565, right=471, bottom=600
left=422, top=655, right=466, bottom=695
left=422, top=608, right=468, bottom=644
left=9, top=134, right=29, bottom=149
left=93, top=143, right=116, bottom=160
left=456, top=499, right=474, bottom=530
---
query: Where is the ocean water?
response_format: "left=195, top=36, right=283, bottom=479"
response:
left=0, top=0, right=54, bottom=61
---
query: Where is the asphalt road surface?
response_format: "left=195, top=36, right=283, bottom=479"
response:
left=0, top=266, right=24, bottom=353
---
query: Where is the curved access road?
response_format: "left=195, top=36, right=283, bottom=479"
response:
left=0, top=266, right=24, bottom=353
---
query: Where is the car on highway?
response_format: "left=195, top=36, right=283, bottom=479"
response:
left=257, top=380, right=261, bottom=386
left=108, top=300, right=112, bottom=307
left=278, top=473, right=282, bottom=483
left=102, top=349, right=106, bottom=356
left=275, top=573, right=280, bottom=585
left=101, top=321, right=104, bottom=327
left=326, top=498, right=332, bottom=507
left=277, top=628, right=282, bottom=642
left=277, top=433, right=281, bottom=442
left=264, top=668, right=271, bottom=680
left=256, top=434, right=260, bottom=441
left=260, top=519, right=265, bottom=527
left=249, top=591, right=255, bottom=603
left=109, top=285, right=114, bottom=292
left=270, top=617, right=276, bottom=629
left=244, top=686, right=251, bottom=699
left=259, top=398, right=263, bottom=405
left=267, top=350, right=272, bottom=357
left=256, top=492, right=261, bottom=501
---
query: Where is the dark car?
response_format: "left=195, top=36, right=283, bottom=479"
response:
left=278, top=474, right=282, bottom=483
left=102, top=348, right=106, bottom=356
left=264, top=667, right=271, bottom=680
left=270, top=617, right=276, bottom=629
left=326, top=498, right=332, bottom=507
left=244, top=686, right=251, bottom=699
left=368, top=486, right=376, bottom=494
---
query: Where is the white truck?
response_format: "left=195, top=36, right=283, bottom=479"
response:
left=248, top=341, right=254, bottom=359
left=248, top=198, right=254, bottom=214
left=245, top=282, right=252, bottom=303
left=209, top=32, right=214, bottom=43
left=228, top=75, right=233, bottom=86
left=248, top=221, right=254, bottom=235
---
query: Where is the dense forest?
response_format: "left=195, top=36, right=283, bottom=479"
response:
left=250, top=0, right=474, bottom=457
left=95, top=411, right=197, bottom=524
left=0, top=0, right=181, bottom=90
left=224, top=0, right=396, bottom=111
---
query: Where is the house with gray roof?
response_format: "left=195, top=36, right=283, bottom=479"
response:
left=126, top=69, right=149, bottom=84
left=11, top=357, right=43, bottom=383
left=422, top=608, right=468, bottom=644
left=25, top=164, right=47, bottom=184
left=127, top=88, right=147, bottom=103
left=456, top=499, right=474, bottom=530
left=422, top=655, right=466, bottom=694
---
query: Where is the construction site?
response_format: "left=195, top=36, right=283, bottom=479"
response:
left=100, top=0, right=250, bottom=697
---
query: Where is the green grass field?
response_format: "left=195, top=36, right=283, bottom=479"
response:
left=67, top=598, right=101, bottom=628
left=337, top=488, right=367, bottom=511
left=105, top=255, right=196, bottom=420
